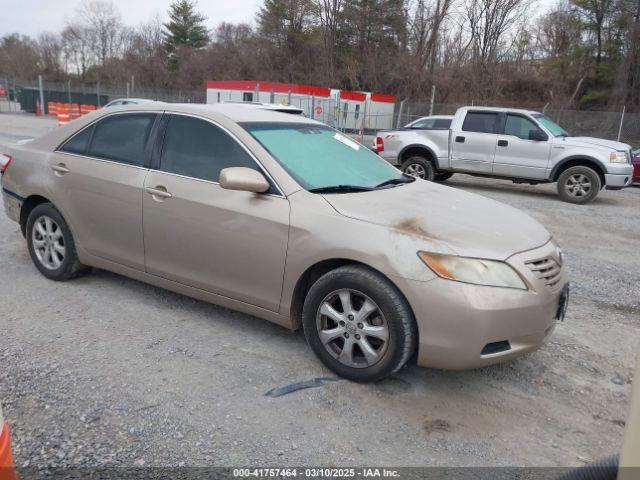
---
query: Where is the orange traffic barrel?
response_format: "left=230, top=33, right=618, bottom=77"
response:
left=80, top=104, right=91, bottom=115
left=57, top=106, right=69, bottom=127
left=70, top=103, right=81, bottom=119
left=48, top=102, right=57, bottom=117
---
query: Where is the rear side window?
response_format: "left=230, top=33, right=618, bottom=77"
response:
left=60, top=126, right=93, bottom=155
left=160, top=114, right=259, bottom=182
left=504, top=114, right=539, bottom=140
left=88, top=114, right=156, bottom=166
left=462, top=112, right=498, bottom=134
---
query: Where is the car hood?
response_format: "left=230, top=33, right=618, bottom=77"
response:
left=560, top=136, right=631, bottom=151
left=322, top=180, right=551, bottom=260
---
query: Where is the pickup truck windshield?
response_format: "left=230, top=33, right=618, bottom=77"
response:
left=532, top=114, right=569, bottom=137
left=242, top=122, right=405, bottom=191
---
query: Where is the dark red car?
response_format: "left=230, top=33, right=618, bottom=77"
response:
left=633, top=149, right=640, bottom=185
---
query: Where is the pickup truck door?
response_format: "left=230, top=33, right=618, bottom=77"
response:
left=450, top=111, right=499, bottom=173
left=492, top=113, right=552, bottom=179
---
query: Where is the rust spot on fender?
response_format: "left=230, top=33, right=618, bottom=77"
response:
left=393, top=218, right=435, bottom=239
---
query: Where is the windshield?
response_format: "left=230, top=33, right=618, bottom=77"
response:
left=532, top=114, right=569, bottom=137
left=242, top=122, right=405, bottom=191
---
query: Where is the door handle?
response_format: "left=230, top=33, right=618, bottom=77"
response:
left=455, top=136, right=465, bottom=143
left=498, top=140, right=509, bottom=147
left=51, top=163, right=69, bottom=175
left=145, top=186, right=172, bottom=199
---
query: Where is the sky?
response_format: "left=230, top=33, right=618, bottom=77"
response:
left=0, top=0, right=264, bottom=37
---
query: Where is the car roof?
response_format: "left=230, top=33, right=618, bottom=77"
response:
left=462, top=106, right=541, bottom=116
left=108, top=98, right=157, bottom=103
left=96, top=102, right=321, bottom=124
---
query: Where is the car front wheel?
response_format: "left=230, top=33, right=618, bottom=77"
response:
left=302, top=265, right=417, bottom=382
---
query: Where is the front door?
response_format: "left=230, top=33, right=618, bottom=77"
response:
left=450, top=110, right=499, bottom=173
left=142, top=113, right=290, bottom=312
left=51, top=112, right=158, bottom=270
left=493, top=113, right=552, bottom=179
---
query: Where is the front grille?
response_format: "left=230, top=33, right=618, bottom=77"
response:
left=525, top=257, right=562, bottom=288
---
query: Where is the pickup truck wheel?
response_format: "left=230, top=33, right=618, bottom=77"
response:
left=557, top=166, right=601, bottom=204
left=434, top=172, right=453, bottom=182
left=401, top=156, right=434, bottom=181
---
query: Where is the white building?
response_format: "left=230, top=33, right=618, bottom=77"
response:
left=206, top=80, right=396, bottom=131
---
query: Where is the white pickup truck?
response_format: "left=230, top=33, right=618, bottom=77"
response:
left=374, top=106, right=634, bottom=203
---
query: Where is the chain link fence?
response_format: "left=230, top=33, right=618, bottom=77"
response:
left=1, top=77, right=638, bottom=148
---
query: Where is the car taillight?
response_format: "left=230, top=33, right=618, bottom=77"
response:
left=0, top=153, right=12, bottom=174
left=375, top=136, right=384, bottom=152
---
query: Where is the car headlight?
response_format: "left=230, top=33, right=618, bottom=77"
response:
left=610, top=151, right=629, bottom=163
left=418, top=252, right=527, bottom=290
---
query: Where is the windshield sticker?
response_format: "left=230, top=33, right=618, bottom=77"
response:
left=333, top=133, right=360, bottom=151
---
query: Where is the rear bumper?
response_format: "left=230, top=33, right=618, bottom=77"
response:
left=1, top=188, right=22, bottom=224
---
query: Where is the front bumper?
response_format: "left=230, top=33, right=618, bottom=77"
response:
left=394, top=240, right=566, bottom=370
left=604, top=164, right=634, bottom=190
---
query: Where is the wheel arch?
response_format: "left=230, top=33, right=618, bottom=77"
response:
left=399, top=144, right=439, bottom=169
left=19, top=194, right=52, bottom=237
left=288, top=258, right=417, bottom=332
left=551, top=156, right=606, bottom=186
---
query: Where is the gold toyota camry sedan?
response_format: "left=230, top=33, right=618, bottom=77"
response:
left=0, top=104, right=569, bottom=382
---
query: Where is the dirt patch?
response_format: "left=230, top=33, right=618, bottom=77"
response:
left=424, top=419, right=452, bottom=435
left=393, top=218, right=435, bottom=239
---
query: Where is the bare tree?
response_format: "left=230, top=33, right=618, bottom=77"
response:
left=409, top=0, right=453, bottom=73
left=464, top=0, right=533, bottom=64
left=79, top=0, right=125, bottom=66
left=314, top=0, right=343, bottom=84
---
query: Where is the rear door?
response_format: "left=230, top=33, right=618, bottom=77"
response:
left=52, top=112, right=158, bottom=270
left=142, top=113, right=290, bottom=311
left=450, top=110, right=499, bottom=173
left=493, top=113, right=552, bottom=179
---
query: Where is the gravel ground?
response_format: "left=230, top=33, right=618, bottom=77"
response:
left=0, top=113, right=638, bottom=469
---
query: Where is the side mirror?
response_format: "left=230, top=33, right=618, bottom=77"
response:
left=219, top=167, right=270, bottom=193
left=529, top=129, right=548, bottom=141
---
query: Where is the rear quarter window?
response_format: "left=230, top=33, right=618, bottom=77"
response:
left=59, top=125, right=94, bottom=155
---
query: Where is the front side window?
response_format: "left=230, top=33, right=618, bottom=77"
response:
left=60, top=125, right=94, bottom=155
left=242, top=122, right=405, bottom=191
left=88, top=113, right=156, bottom=166
left=504, top=115, right=539, bottom=140
left=462, top=112, right=498, bottom=134
left=160, top=114, right=259, bottom=183
left=433, top=118, right=452, bottom=129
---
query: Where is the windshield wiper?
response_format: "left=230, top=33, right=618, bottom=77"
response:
left=375, top=176, right=416, bottom=188
left=308, top=185, right=374, bottom=194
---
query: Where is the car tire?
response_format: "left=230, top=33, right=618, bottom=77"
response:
left=434, top=172, right=454, bottom=182
left=26, top=203, right=89, bottom=281
left=302, top=265, right=417, bottom=382
left=557, top=166, right=601, bottom=204
left=401, top=156, right=435, bottom=181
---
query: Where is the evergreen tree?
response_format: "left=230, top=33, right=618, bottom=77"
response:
left=163, top=0, right=210, bottom=53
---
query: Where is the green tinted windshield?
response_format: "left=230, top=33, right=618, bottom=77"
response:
left=242, top=122, right=404, bottom=190
left=532, top=114, right=569, bottom=137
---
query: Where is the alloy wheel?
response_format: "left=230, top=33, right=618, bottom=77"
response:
left=404, top=163, right=426, bottom=179
left=316, top=289, right=389, bottom=369
left=32, top=216, right=66, bottom=270
left=565, top=173, right=592, bottom=198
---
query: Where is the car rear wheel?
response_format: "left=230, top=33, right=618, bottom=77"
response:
left=26, top=203, right=89, bottom=281
left=401, top=156, right=434, bottom=181
left=302, top=265, right=417, bottom=382
left=557, top=166, right=601, bottom=204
